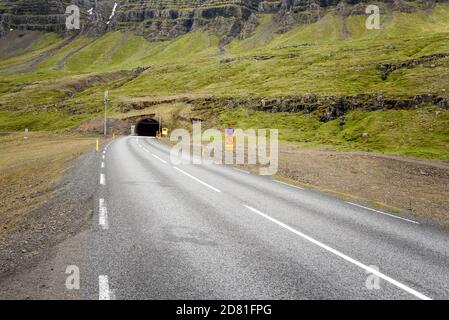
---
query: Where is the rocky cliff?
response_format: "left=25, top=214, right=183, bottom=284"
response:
left=0, top=0, right=445, bottom=40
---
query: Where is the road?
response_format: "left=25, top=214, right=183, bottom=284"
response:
left=85, top=136, right=449, bottom=300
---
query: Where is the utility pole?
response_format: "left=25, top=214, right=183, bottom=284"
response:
left=104, top=90, right=108, bottom=137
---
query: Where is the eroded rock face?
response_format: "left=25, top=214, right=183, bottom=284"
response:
left=0, top=0, right=446, bottom=40
left=0, top=0, right=264, bottom=39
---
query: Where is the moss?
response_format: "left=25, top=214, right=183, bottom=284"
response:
left=217, top=106, right=449, bottom=160
left=1, top=5, right=449, bottom=159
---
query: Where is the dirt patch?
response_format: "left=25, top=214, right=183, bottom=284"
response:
left=73, top=118, right=131, bottom=135
left=0, top=133, right=102, bottom=298
left=0, top=133, right=97, bottom=233
left=274, top=145, right=449, bottom=225
left=1, top=33, right=80, bottom=74
left=0, top=31, right=44, bottom=59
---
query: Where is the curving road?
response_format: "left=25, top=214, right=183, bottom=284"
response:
left=85, top=136, right=449, bottom=300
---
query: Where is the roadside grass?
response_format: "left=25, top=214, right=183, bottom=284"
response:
left=0, top=133, right=98, bottom=234
left=0, top=5, right=449, bottom=160
left=217, top=106, right=449, bottom=160
left=0, top=111, right=96, bottom=132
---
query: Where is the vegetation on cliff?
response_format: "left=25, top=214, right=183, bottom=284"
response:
left=0, top=1, right=448, bottom=159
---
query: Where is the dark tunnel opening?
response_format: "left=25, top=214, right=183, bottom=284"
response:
left=135, top=118, right=160, bottom=136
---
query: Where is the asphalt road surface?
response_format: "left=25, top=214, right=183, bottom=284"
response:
left=85, top=136, right=449, bottom=300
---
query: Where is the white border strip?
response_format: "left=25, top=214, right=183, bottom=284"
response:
left=347, top=202, right=419, bottom=224
left=243, top=205, right=430, bottom=300
left=233, top=167, right=250, bottom=174
left=274, top=180, right=305, bottom=190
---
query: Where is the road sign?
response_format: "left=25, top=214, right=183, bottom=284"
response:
left=225, top=128, right=234, bottom=151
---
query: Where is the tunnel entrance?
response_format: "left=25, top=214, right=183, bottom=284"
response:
left=135, top=118, right=160, bottom=136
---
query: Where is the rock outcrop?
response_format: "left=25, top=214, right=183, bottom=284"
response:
left=0, top=0, right=446, bottom=40
left=186, top=93, right=449, bottom=122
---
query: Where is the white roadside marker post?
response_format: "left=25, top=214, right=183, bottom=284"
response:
left=104, top=90, right=108, bottom=137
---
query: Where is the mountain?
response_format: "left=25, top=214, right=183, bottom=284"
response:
left=0, top=0, right=448, bottom=159
left=1, top=1, right=445, bottom=40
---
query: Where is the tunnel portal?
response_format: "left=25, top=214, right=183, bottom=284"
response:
left=135, top=118, right=160, bottom=136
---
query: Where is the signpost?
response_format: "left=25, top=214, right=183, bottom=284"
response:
left=225, top=128, right=234, bottom=151
left=159, top=115, right=162, bottom=135
left=104, top=90, right=108, bottom=137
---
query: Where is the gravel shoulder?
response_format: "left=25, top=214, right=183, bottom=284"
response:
left=0, top=134, right=101, bottom=299
left=274, top=144, right=449, bottom=226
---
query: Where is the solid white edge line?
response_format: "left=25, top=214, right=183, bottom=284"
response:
left=99, top=198, right=108, bottom=230
left=346, top=201, right=419, bottom=224
left=233, top=167, right=250, bottom=174
left=173, top=166, right=221, bottom=193
left=99, top=275, right=111, bottom=300
left=152, top=153, right=167, bottom=164
left=274, top=180, right=305, bottom=190
left=243, top=204, right=431, bottom=300
left=100, top=174, right=105, bottom=185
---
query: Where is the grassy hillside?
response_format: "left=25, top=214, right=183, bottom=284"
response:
left=0, top=4, right=449, bottom=159
left=219, top=106, right=449, bottom=160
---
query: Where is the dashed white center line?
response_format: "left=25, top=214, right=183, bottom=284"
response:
left=102, top=155, right=105, bottom=160
left=173, top=166, right=221, bottom=193
left=99, top=275, right=113, bottom=300
left=346, top=201, right=419, bottom=224
left=99, top=198, right=108, bottom=230
left=101, top=162, right=105, bottom=168
left=152, top=154, right=167, bottom=164
left=243, top=204, right=431, bottom=300
left=100, top=174, right=105, bottom=185
left=274, top=180, right=305, bottom=190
